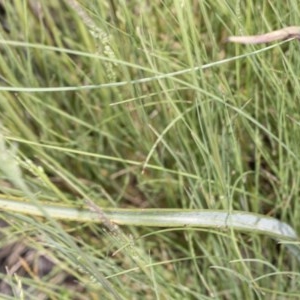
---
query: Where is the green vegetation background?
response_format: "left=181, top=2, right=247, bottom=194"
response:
left=0, top=1, right=299, bottom=299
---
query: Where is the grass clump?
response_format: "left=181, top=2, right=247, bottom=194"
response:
left=0, top=0, right=299, bottom=299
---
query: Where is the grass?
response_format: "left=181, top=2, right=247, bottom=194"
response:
left=0, top=0, right=299, bottom=299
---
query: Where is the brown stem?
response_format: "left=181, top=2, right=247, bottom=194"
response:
left=227, top=26, right=300, bottom=44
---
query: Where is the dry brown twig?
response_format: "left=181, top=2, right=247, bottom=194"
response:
left=227, top=26, right=300, bottom=44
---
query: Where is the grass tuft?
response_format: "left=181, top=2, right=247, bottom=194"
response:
left=0, top=0, right=299, bottom=299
